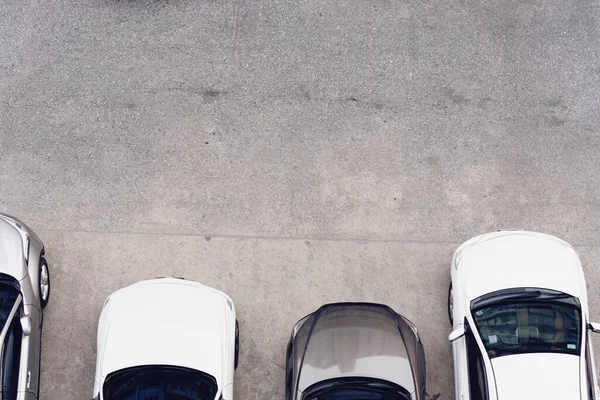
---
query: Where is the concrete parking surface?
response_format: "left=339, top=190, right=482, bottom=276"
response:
left=1, top=0, right=600, bottom=399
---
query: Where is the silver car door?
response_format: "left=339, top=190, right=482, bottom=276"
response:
left=21, top=304, right=42, bottom=398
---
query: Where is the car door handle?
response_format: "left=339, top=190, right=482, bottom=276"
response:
left=27, top=371, right=31, bottom=389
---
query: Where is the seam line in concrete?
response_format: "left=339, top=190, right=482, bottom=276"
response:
left=42, top=228, right=462, bottom=245
left=39, top=228, right=600, bottom=248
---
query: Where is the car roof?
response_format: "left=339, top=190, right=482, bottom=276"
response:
left=491, top=353, right=581, bottom=400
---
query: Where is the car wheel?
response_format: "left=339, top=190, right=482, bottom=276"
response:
left=234, top=319, right=240, bottom=370
left=39, top=257, right=50, bottom=309
left=447, top=282, right=453, bottom=325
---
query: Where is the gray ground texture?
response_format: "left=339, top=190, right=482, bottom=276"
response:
left=1, top=0, right=600, bottom=399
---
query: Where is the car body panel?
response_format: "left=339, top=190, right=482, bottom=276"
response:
left=0, top=218, right=28, bottom=281
left=16, top=303, right=43, bottom=398
left=450, top=330, right=470, bottom=400
left=0, top=214, right=45, bottom=307
left=287, top=303, right=425, bottom=400
left=0, top=214, right=46, bottom=399
left=94, top=278, right=236, bottom=399
left=491, top=353, right=580, bottom=400
left=456, top=231, right=584, bottom=301
left=450, top=230, right=599, bottom=400
left=298, top=305, right=415, bottom=393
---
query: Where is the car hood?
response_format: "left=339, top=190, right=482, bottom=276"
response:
left=458, top=232, right=585, bottom=300
left=0, top=218, right=27, bottom=281
left=491, top=353, right=581, bottom=400
left=97, top=278, right=234, bottom=387
left=297, top=304, right=416, bottom=394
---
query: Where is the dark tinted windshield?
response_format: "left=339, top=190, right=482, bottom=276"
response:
left=303, top=379, right=411, bottom=400
left=103, top=365, right=218, bottom=400
left=473, top=299, right=581, bottom=358
left=0, top=284, right=19, bottom=332
left=304, top=388, right=409, bottom=400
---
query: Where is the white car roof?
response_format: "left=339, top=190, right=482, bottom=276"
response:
left=97, top=278, right=234, bottom=387
left=491, top=353, right=580, bottom=400
left=457, top=231, right=585, bottom=300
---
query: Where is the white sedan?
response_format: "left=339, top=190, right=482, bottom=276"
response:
left=448, top=231, right=600, bottom=400
left=92, top=278, right=239, bottom=400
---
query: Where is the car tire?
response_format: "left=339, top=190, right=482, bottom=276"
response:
left=39, top=257, right=50, bottom=309
left=234, top=319, right=240, bottom=370
left=447, top=282, right=453, bottom=325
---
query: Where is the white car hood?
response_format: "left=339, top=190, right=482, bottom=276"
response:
left=97, top=279, right=233, bottom=386
left=458, top=232, right=585, bottom=300
left=491, top=353, right=581, bottom=400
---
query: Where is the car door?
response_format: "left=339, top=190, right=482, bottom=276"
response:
left=586, top=331, right=599, bottom=399
left=21, top=304, right=42, bottom=399
left=452, top=323, right=489, bottom=400
left=222, top=384, right=234, bottom=400
left=452, top=326, right=471, bottom=400
left=465, top=327, right=488, bottom=400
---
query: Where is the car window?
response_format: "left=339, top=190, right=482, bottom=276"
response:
left=1, top=316, right=23, bottom=400
left=472, top=300, right=581, bottom=358
left=0, top=286, right=19, bottom=332
left=103, top=365, right=218, bottom=400
left=304, top=387, right=410, bottom=400
left=302, top=380, right=412, bottom=400
left=465, top=329, right=488, bottom=400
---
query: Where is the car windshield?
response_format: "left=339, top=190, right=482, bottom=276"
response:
left=103, top=365, right=218, bottom=400
left=303, top=378, right=411, bottom=400
left=0, top=284, right=19, bottom=332
left=304, top=387, right=410, bottom=400
left=472, top=298, right=581, bottom=358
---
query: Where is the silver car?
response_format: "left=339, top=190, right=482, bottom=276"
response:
left=0, top=214, right=50, bottom=399
left=286, top=302, right=426, bottom=400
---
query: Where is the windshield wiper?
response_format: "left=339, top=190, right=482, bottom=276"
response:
left=474, top=290, right=542, bottom=308
left=539, top=292, right=571, bottom=299
left=499, top=291, right=542, bottom=300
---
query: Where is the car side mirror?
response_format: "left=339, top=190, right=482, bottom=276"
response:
left=20, top=315, right=32, bottom=336
left=588, top=322, right=600, bottom=334
left=448, top=326, right=466, bottom=342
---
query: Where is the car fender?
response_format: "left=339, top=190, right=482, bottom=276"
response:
left=24, top=239, right=44, bottom=308
left=450, top=253, right=469, bottom=328
left=0, top=214, right=45, bottom=308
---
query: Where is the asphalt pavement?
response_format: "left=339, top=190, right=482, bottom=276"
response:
left=1, top=0, right=600, bottom=399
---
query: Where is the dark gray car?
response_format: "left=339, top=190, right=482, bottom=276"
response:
left=286, top=303, right=426, bottom=400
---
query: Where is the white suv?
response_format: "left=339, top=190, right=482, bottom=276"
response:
left=448, top=231, right=600, bottom=400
